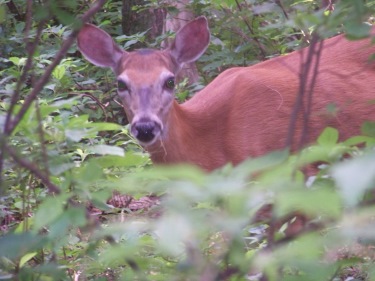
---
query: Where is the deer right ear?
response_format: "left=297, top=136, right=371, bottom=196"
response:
left=169, top=16, right=210, bottom=65
left=77, top=24, right=125, bottom=70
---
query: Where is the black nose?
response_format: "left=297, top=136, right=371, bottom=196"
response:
left=133, top=121, right=157, bottom=143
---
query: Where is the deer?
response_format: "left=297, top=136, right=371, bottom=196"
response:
left=77, top=17, right=375, bottom=172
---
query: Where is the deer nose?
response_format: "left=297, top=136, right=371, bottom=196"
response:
left=132, top=120, right=160, bottom=144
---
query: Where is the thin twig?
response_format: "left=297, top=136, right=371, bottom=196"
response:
left=5, top=1, right=24, bottom=21
left=284, top=32, right=322, bottom=149
left=234, top=0, right=267, bottom=59
left=69, top=91, right=109, bottom=121
left=274, top=0, right=289, bottom=19
left=6, top=145, right=61, bottom=194
left=298, top=39, right=324, bottom=149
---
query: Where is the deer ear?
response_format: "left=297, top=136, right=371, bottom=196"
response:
left=169, top=16, right=210, bottom=65
left=77, top=24, right=125, bottom=70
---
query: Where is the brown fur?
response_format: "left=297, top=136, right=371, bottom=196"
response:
left=148, top=30, right=375, bottom=170
left=78, top=19, right=375, bottom=172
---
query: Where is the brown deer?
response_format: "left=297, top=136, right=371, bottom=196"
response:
left=77, top=17, right=375, bottom=171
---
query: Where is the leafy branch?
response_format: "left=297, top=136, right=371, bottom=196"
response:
left=4, top=0, right=107, bottom=136
left=0, top=0, right=107, bottom=191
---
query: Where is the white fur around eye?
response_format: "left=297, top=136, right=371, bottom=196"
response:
left=117, top=74, right=131, bottom=98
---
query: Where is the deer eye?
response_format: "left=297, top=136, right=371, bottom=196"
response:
left=117, top=80, right=128, bottom=92
left=164, top=77, right=175, bottom=90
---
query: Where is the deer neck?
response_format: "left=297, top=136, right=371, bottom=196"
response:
left=145, top=99, right=226, bottom=170
left=145, top=100, right=196, bottom=164
left=146, top=92, right=228, bottom=171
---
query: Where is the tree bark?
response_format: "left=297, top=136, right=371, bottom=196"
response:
left=121, top=0, right=200, bottom=84
left=121, top=0, right=165, bottom=49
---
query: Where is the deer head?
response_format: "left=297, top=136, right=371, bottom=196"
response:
left=77, top=17, right=210, bottom=146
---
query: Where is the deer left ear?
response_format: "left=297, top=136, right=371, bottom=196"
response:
left=77, top=24, right=125, bottom=70
left=168, top=16, right=210, bottom=65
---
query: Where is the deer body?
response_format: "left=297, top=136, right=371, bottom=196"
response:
left=78, top=18, right=375, bottom=171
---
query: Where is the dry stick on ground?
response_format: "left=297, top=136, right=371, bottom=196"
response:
left=1, top=0, right=107, bottom=193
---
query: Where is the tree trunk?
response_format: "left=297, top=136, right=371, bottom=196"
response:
left=121, top=0, right=200, bottom=84
left=121, top=0, right=165, bottom=49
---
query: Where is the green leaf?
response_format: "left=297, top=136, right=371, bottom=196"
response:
left=51, top=5, right=77, bottom=25
left=33, top=195, right=68, bottom=231
left=25, top=263, right=66, bottom=279
left=49, top=162, right=76, bottom=176
left=275, top=185, right=341, bottom=218
left=317, top=127, right=339, bottom=146
left=124, top=39, right=141, bottom=49
left=19, top=252, right=37, bottom=268
left=8, top=57, right=19, bottom=65
left=65, top=128, right=87, bottom=142
left=47, top=207, right=87, bottom=240
left=0, top=233, right=44, bottom=260
left=332, top=151, right=375, bottom=207
left=89, top=144, right=125, bottom=156
left=155, top=214, right=193, bottom=256
left=136, top=164, right=206, bottom=184
left=369, top=262, right=375, bottom=279
left=344, top=22, right=372, bottom=40
left=344, top=135, right=375, bottom=146
left=259, top=233, right=325, bottom=273
left=52, top=64, right=66, bottom=80
left=88, top=122, right=123, bottom=131
left=211, top=0, right=236, bottom=8
left=51, top=97, right=79, bottom=107
left=361, top=121, right=375, bottom=137
left=76, top=161, right=104, bottom=183
left=233, top=149, right=289, bottom=176
left=91, top=152, right=149, bottom=168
